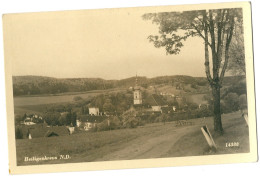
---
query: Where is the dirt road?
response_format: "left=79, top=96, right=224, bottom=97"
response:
left=96, top=125, right=199, bottom=161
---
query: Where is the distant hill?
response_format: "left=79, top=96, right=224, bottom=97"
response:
left=12, top=75, right=245, bottom=96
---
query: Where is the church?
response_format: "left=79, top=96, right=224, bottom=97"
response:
left=133, top=75, right=142, bottom=105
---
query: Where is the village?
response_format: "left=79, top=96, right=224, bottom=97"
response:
left=15, top=75, right=214, bottom=140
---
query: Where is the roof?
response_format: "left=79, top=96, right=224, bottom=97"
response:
left=31, top=126, right=69, bottom=138
left=18, top=124, right=69, bottom=138
left=145, top=94, right=168, bottom=106
left=77, top=115, right=106, bottom=123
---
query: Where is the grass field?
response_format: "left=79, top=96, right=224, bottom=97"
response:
left=13, top=88, right=126, bottom=115
left=16, top=111, right=249, bottom=166
left=14, top=88, right=125, bottom=107
left=189, top=94, right=207, bottom=105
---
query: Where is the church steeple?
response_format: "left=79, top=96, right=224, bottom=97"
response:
left=134, top=73, right=140, bottom=90
left=133, top=73, right=142, bottom=105
left=135, top=73, right=138, bottom=87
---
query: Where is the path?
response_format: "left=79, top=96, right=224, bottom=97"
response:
left=95, top=125, right=199, bottom=161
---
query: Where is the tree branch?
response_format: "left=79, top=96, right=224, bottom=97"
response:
left=216, top=10, right=226, bottom=72
left=209, top=10, right=216, bottom=55
left=203, top=11, right=213, bottom=85
left=220, top=16, right=235, bottom=85
left=191, top=23, right=212, bottom=47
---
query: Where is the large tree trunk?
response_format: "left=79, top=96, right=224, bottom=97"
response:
left=212, top=84, right=223, bottom=134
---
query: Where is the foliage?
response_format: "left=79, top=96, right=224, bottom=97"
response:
left=96, top=116, right=121, bottom=131
left=66, top=112, right=77, bottom=126
left=227, top=22, right=245, bottom=75
left=121, top=109, right=142, bottom=128
left=15, top=115, right=26, bottom=126
left=15, top=127, right=23, bottom=139
left=91, top=93, right=132, bottom=114
left=103, top=99, right=114, bottom=113
left=43, top=112, right=61, bottom=126
left=222, top=78, right=247, bottom=97
left=223, top=92, right=240, bottom=112
left=239, top=94, right=247, bottom=110
left=154, top=113, right=169, bottom=124
left=143, top=8, right=243, bottom=133
left=122, top=116, right=141, bottom=128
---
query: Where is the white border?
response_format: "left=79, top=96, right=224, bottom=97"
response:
left=0, top=1, right=259, bottom=176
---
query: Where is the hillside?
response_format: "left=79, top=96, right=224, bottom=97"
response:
left=12, top=75, right=245, bottom=96
left=16, top=112, right=249, bottom=165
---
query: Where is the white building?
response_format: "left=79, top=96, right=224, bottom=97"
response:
left=76, top=119, right=81, bottom=127
left=133, top=75, right=142, bottom=105
left=152, top=106, right=162, bottom=112
left=68, top=126, right=75, bottom=134
left=24, top=117, right=36, bottom=125
left=146, top=94, right=168, bottom=113
left=134, top=88, right=142, bottom=105
left=89, top=107, right=99, bottom=116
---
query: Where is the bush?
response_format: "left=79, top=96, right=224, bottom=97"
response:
left=15, top=115, right=24, bottom=126
left=97, top=121, right=110, bottom=131
left=96, top=116, right=121, bottom=131
left=223, top=92, right=240, bottom=112
left=154, top=114, right=169, bottom=124
left=239, top=94, right=247, bottom=110
left=43, top=112, right=61, bottom=126
left=122, top=115, right=141, bottom=128
left=109, top=116, right=121, bottom=130
left=15, top=127, right=23, bottom=139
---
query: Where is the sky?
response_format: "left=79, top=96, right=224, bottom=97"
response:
left=3, top=8, right=206, bottom=80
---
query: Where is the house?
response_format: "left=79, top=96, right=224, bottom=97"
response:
left=76, top=119, right=81, bottom=127
left=145, top=94, right=168, bottom=112
left=19, top=124, right=70, bottom=139
left=89, top=107, right=100, bottom=116
left=68, top=126, right=75, bottom=134
left=24, top=117, right=36, bottom=125
left=77, top=115, right=106, bottom=131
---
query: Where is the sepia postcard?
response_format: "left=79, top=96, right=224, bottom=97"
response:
left=3, top=1, right=258, bottom=174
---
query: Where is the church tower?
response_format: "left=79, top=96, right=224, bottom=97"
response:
left=133, top=74, right=142, bottom=105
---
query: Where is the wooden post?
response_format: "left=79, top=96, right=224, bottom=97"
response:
left=201, top=125, right=217, bottom=149
left=243, top=113, right=248, bottom=126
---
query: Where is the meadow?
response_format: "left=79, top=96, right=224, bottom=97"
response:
left=16, top=111, right=249, bottom=166
left=14, top=88, right=125, bottom=107
left=13, top=88, right=126, bottom=115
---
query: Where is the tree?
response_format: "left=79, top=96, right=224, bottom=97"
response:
left=15, top=115, right=23, bottom=126
left=155, top=113, right=169, bottom=124
left=227, top=22, right=245, bottom=75
left=58, top=115, right=67, bottom=126
left=239, top=94, right=247, bottom=110
left=143, top=8, right=243, bottom=134
left=43, top=112, right=61, bottom=126
left=15, top=127, right=23, bottom=139
left=224, top=92, right=240, bottom=112
left=71, top=112, right=77, bottom=126
left=66, top=112, right=72, bottom=125
left=103, top=98, right=114, bottom=113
